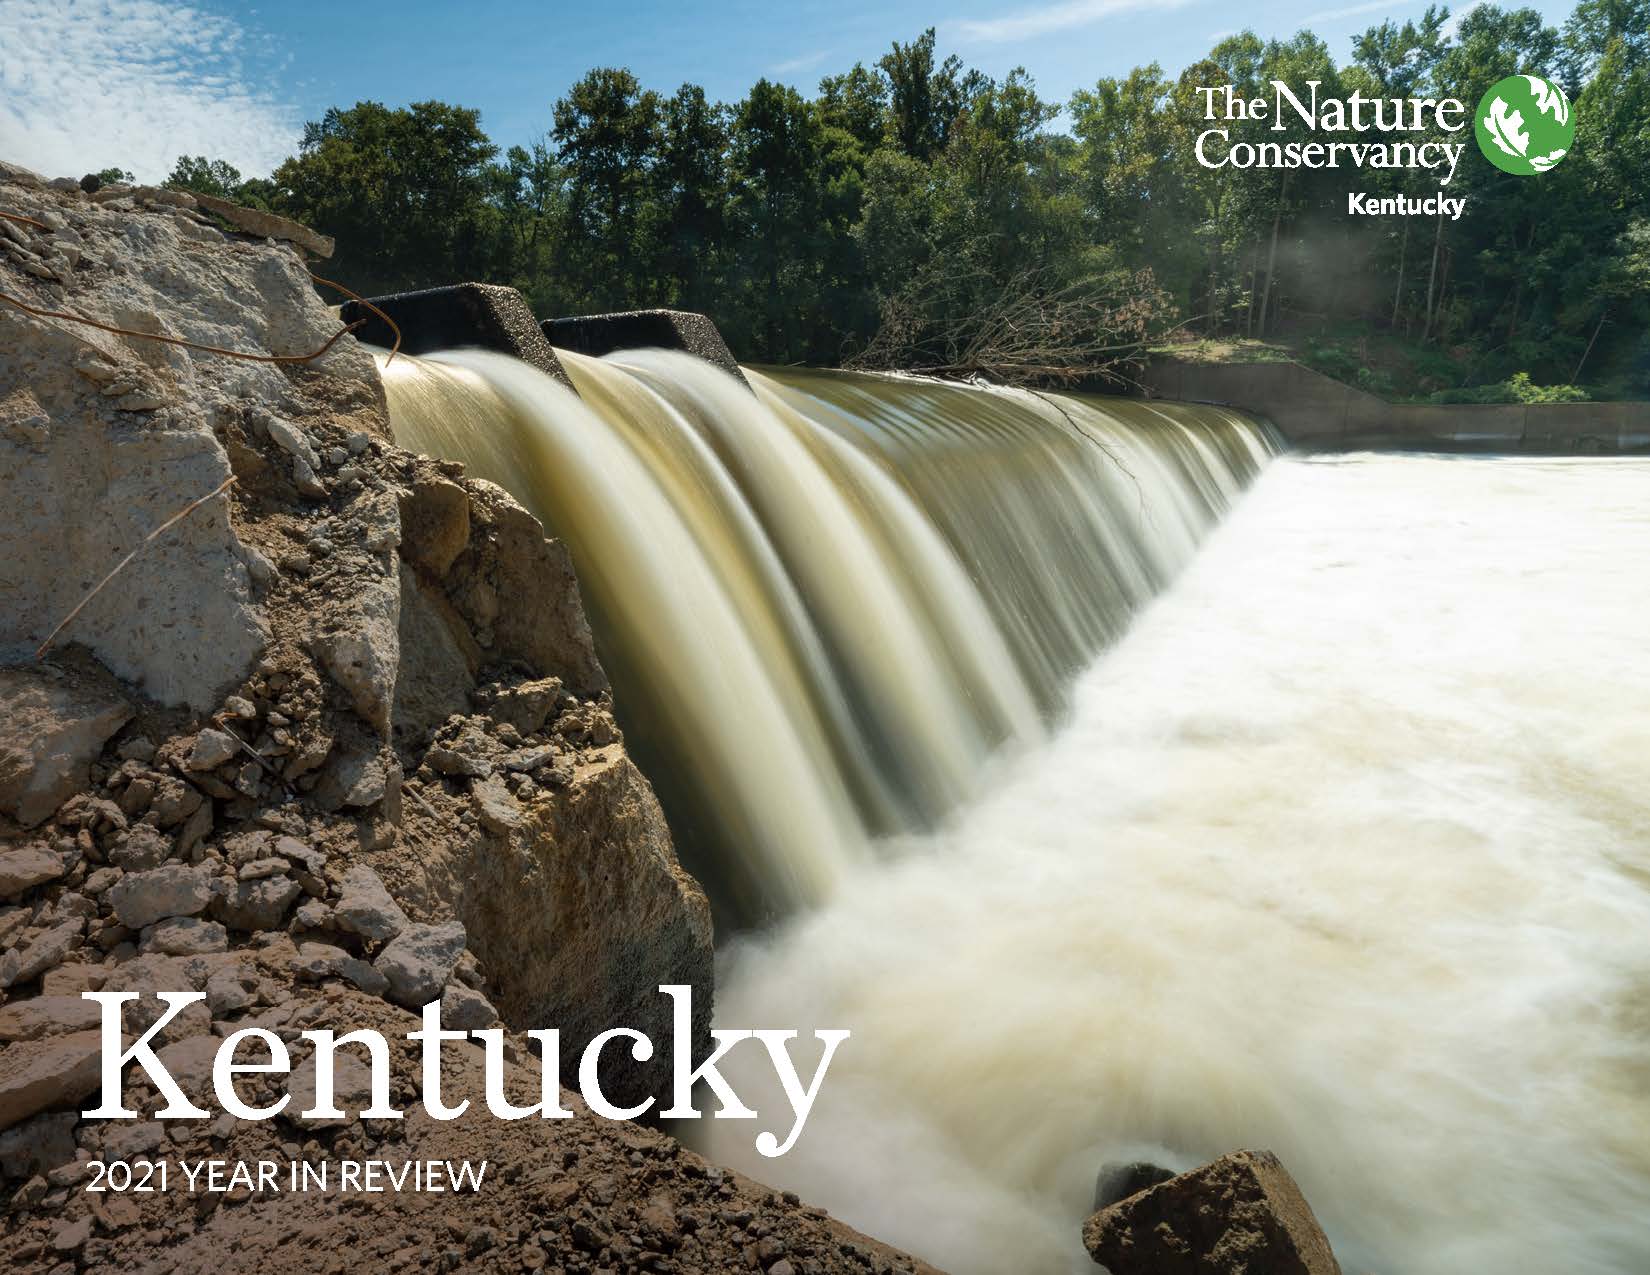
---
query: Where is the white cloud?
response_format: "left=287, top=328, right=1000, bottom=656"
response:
left=1440, top=0, right=1486, bottom=41
left=772, top=49, right=831, bottom=76
left=948, top=0, right=1193, bottom=45
left=1300, top=0, right=1407, bottom=24
left=0, top=0, right=301, bottom=183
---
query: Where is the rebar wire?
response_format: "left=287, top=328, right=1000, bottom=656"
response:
left=309, top=271, right=402, bottom=364
left=0, top=289, right=367, bottom=364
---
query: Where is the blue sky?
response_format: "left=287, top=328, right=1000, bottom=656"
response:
left=0, top=0, right=1577, bottom=181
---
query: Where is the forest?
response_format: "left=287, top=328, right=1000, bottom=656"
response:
left=133, top=0, right=1649, bottom=399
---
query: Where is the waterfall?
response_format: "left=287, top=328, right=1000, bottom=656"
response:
left=380, top=344, right=1650, bottom=1274
left=379, top=348, right=1274, bottom=917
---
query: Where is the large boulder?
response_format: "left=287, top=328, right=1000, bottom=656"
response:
left=0, top=665, right=132, bottom=826
left=0, top=177, right=384, bottom=710
left=1082, top=1149, right=1342, bottom=1275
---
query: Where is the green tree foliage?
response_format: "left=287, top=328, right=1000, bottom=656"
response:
left=144, top=2, right=1649, bottom=394
left=269, top=101, right=501, bottom=295
left=164, top=156, right=243, bottom=198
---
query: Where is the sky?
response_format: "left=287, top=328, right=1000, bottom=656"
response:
left=0, top=0, right=1578, bottom=183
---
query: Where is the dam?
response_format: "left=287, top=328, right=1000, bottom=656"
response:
left=378, top=330, right=1650, bottom=1274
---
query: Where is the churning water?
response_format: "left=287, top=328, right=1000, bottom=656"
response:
left=381, top=347, right=1650, bottom=1274
left=705, top=453, right=1650, bottom=1274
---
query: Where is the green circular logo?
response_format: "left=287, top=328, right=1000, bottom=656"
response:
left=1475, top=74, right=1575, bottom=174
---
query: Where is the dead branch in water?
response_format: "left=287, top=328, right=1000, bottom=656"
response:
left=847, top=263, right=1180, bottom=388
left=34, top=476, right=239, bottom=659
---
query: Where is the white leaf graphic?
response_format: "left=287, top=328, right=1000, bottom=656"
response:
left=1485, top=97, right=1530, bottom=157
left=1529, top=148, right=1567, bottom=171
left=1523, top=75, right=1570, bottom=125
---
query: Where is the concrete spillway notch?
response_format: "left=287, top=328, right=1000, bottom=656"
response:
left=542, top=309, right=749, bottom=389
left=341, top=283, right=573, bottom=388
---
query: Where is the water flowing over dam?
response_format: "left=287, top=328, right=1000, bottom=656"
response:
left=381, top=349, right=1273, bottom=915
left=381, top=347, right=1650, bottom=1274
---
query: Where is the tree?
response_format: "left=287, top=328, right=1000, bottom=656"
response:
left=271, top=101, right=502, bottom=294
left=878, top=29, right=985, bottom=161
left=553, top=69, right=663, bottom=309
left=649, top=85, right=730, bottom=311
left=164, top=156, right=243, bottom=199
left=728, top=80, right=825, bottom=359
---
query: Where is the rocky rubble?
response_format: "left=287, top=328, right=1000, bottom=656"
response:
left=0, top=164, right=906, bottom=1274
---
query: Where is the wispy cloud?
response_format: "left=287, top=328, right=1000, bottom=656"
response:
left=772, top=49, right=832, bottom=76
left=0, top=0, right=301, bottom=182
left=1300, top=0, right=1409, bottom=25
left=1439, top=0, right=1486, bottom=41
left=949, top=0, right=1192, bottom=45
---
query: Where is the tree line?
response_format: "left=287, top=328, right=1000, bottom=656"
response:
left=152, top=0, right=1649, bottom=398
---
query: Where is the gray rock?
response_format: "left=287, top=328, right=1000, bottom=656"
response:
left=489, top=678, right=563, bottom=736
left=470, top=774, right=522, bottom=834
left=191, top=193, right=335, bottom=259
left=504, top=745, right=558, bottom=773
left=187, top=729, right=239, bottom=771
left=292, top=898, right=332, bottom=931
left=0, top=668, right=132, bottom=827
left=0, top=994, right=103, bottom=1041
left=101, top=1120, right=165, bottom=1161
left=272, top=836, right=326, bottom=876
left=109, top=824, right=171, bottom=871
left=440, top=983, right=498, bottom=1031
left=140, top=916, right=228, bottom=955
left=0, top=844, right=67, bottom=899
left=81, top=867, right=121, bottom=896
left=209, top=875, right=300, bottom=931
left=332, top=865, right=407, bottom=943
left=375, top=921, right=466, bottom=1008
left=98, top=955, right=213, bottom=1043
left=236, top=857, right=289, bottom=881
left=309, top=572, right=400, bottom=735
left=0, top=190, right=384, bottom=714
left=204, top=965, right=259, bottom=1016
left=107, top=863, right=212, bottom=929
left=0, top=1030, right=102, bottom=1132
left=425, top=746, right=490, bottom=778
left=0, top=919, right=85, bottom=989
left=51, top=1215, right=92, bottom=1252
left=291, top=941, right=389, bottom=997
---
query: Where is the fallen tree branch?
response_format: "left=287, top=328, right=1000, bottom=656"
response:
left=848, top=262, right=1180, bottom=387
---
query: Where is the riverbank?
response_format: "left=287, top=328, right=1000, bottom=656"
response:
left=0, top=163, right=935, bottom=1275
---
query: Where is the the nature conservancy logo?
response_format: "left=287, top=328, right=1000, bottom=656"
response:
left=1475, top=74, right=1575, bottom=175
left=1194, top=72, right=1575, bottom=220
